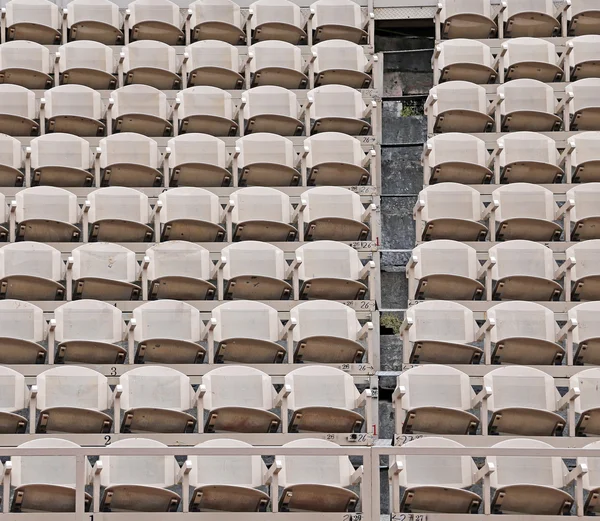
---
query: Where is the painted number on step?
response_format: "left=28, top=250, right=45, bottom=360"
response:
left=392, top=515, right=427, bottom=521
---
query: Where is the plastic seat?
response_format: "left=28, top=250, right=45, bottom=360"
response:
left=176, top=86, right=238, bottom=136
left=570, top=302, right=600, bottom=365
left=127, top=0, right=185, bottom=45
left=0, top=192, right=8, bottom=240
left=235, top=133, right=299, bottom=186
left=438, top=0, right=497, bottom=39
left=123, top=40, right=181, bottom=90
left=53, top=299, right=126, bottom=364
left=99, top=438, right=181, bottom=512
left=189, top=0, right=245, bottom=45
left=568, top=0, right=600, bottom=36
left=242, top=86, right=303, bottom=135
left=435, top=39, right=496, bottom=84
left=249, top=0, right=306, bottom=44
left=567, top=35, right=600, bottom=80
left=250, top=40, right=308, bottom=89
left=5, top=0, right=61, bottom=44
left=133, top=299, right=205, bottom=363
left=581, top=440, right=600, bottom=515
left=0, top=84, right=38, bottom=136
left=565, top=240, right=600, bottom=301
left=311, top=0, right=367, bottom=44
left=0, top=134, right=23, bottom=186
left=43, top=84, right=105, bottom=136
left=0, top=366, right=28, bottom=432
left=145, top=241, right=215, bottom=301
left=184, top=40, right=244, bottom=89
left=70, top=242, right=139, bottom=300
left=567, top=78, right=600, bottom=131
left=199, top=366, right=280, bottom=433
left=503, top=37, right=563, bottom=82
left=0, top=300, right=45, bottom=364
left=570, top=369, right=600, bottom=436
left=502, top=0, right=560, bottom=37
left=569, top=131, right=600, bottom=182
left=409, top=240, right=483, bottom=300
left=0, top=242, right=64, bottom=300
left=58, top=41, right=116, bottom=90
left=67, top=0, right=123, bottom=44
left=110, top=84, right=172, bottom=136
left=484, top=366, right=564, bottom=436
left=15, top=186, right=81, bottom=242
left=312, top=39, right=371, bottom=89
left=567, top=184, right=600, bottom=240
left=308, top=84, right=371, bottom=135
left=0, top=41, right=52, bottom=89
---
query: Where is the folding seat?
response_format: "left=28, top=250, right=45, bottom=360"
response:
left=490, top=183, right=561, bottom=241
left=133, top=299, right=205, bottom=363
left=434, top=39, right=496, bottom=84
left=497, top=132, right=563, bottom=184
left=568, top=0, right=600, bottom=36
left=276, top=439, right=360, bottom=512
left=248, top=0, right=306, bottom=44
left=98, top=438, right=181, bottom=512
left=126, top=0, right=185, bottom=45
left=66, top=0, right=123, bottom=45
left=390, top=437, right=481, bottom=514
left=0, top=84, right=38, bottom=136
left=4, top=0, right=61, bottom=44
left=564, top=240, right=600, bottom=301
left=438, top=0, right=497, bottom=39
left=167, top=133, right=231, bottom=187
left=99, top=132, right=162, bottom=187
left=208, top=300, right=285, bottom=363
left=498, top=79, right=561, bottom=132
left=187, top=439, right=270, bottom=512
left=567, top=78, right=600, bottom=131
left=487, top=301, right=563, bottom=365
left=86, top=187, right=153, bottom=242
left=501, top=0, right=560, bottom=37
left=305, top=132, right=372, bottom=186
left=567, top=35, right=600, bottom=80
left=145, top=242, right=215, bottom=301
left=123, top=40, right=180, bottom=90
left=43, top=84, right=105, bottom=137
left=229, top=187, right=296, bottom=241
left=199, top=366, right=280, bottom=432
left=570, top=301, right=600, bottom=364
left=0, top=242, right=64, bottom=300
left=0, top=41, right=52, bottom=89
left=488, top=241, right=562, bottom=301
left=408, top=240, right=483, bottom=300
left=219, top=241, right=291, bottom=299
left=414, top=183, right=487, bottom=241
left=69, top=242, right=140, bottom=300
left=0, top=300, right=45, bottom=364
left=235, top=133, right=299, bottom=186
left=109, top=84, right=172, bottom=136
left=53, top=300, right=126, bottom=364
left=312, top=40, right=371, bottom=89
left=30, top=133, right=94, bottom=187
left=189, top=0, right=246, bottom=45
left=14, top=186, right=81, bottom=242
left=488, top=439, right=573, bottom=515
left=569, top=368, right=600, bottom=435
left=423, top=133, right=491, bottom=185
left=311, top=0, right=368, bottom=44
left=502, top=38, right=563, bottom=82
left=567, top=184, right=600, bottom=240
left=0, top=134, right=23, bottom=186
left=249, top=40, right=308, bottom=89
left=33, top=366, right=112, bottom=433
left=9, top=439, right=92, bottom=512
left=58, top=41, right=116, bottom=90
left=184, top=40, right=244, bottom=89
left=581, top=441, right=600, bottom=515
left=285, top=366, right=366, bottom=433
left=157, top=186, right=225, bottom=241
left=0, top=366, right=27, bottom=432
left=426, top=81, right=493, bottom=134
left=569, top=131, right=600, bottom=183
left=401, top=300, right=482, bottom=364
left=176, top=86, right=238, bottom=136
left=308, top=84, right=372, bottom=135
left=242, top=86, right=303, bottom=136
left=484, top=366, right=564, bottom=435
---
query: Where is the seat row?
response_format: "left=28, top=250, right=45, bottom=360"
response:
left=0, top=240, right=375, bottom=301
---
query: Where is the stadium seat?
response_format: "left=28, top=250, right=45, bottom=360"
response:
left=167, top=133, right=231, bottom=187
left=438, top=0, right=497, bottom=39
left=567, top=78, right=600, bottom=131
left=0, top=41, right=52, bottom=89
left=581, top=441, right=600, bottom=515
left=488, top=240, right=562, bottom=301
left=98, top=438, right=181, bottom=511
left=502, top=37, right=563, bottom=82
left=567, top=35, right=600, bottom=80
left=488, top=439, right=573, bottom=515
left=85, top=186, right=153, bottom=242
left=308, top=84, right=372, bottom=135
left=0, top=365, right=27, bottom=432
left=501, top=0, right=560, bottom=37
left=234, top=133, right=300, bottom=186
left=0, top=84, right=38, bottom=136
left=14, top=186, right=81, bottom=242
left=117, top=366, right=196, bottom=433
left=109, top=84, right=172, bottom=136
left=33, top=366, right=112, bottom=433
left=66, top=0, right=123, bottom=45
left=0, top=300, right=46, bottom=364
left=123, top=40, right=181, bottom=90
left=4, top=0, right=61, bottom=44
left=248, top=0, right=306, bottom=44
left=58, top=41, right=116, bottom=90
left=42, top=84, right=105, bottom=136
left=570, top=301, right=600, bottom=364
left=242, top=85, right=303, bottom=135
left=408, top=240, right=484, bottom=300
left=290, top=299, right=369, bottom=363
left=434, top=39, right=496, bottom=84
left=570, top=368, right=600, bottom=436
left=484, top=366, right=564, bottom=435
left=0, top=133, right=23, bottom=186
left=312, top=39, right=372, bottom=89
left=568, top=131, right=600, bottom=182
left=133, top=299, right=205, bottom=363
left=487, top=301, right=564, bottom=365
left=566, top=182, right=600, bottom=239
left=145, top=241, right=216, bottom=300
left=126, top=0, right=185, bottom=45
left=53, top=299, right=126, bottom=364
left=249, top=40, right=308, bottom=89
left=284, top=366, right=367, bottom=433
left=401, top=300, right=482, bottom=364
left=311, top=0, right=368, bottom=44
left=184, top=40, right=244, bottom=89
left=199, top=366, right=280, bottom=432
left=189, top=0, right=246, bottom=45
left=0, top=242, right=64, bottom=300
left=414, top=183, right=487, bottom=241
left=564, top=240, right=600, bottom=301
left=176, top=86, right=238, bottom=136
left=568, top=0, right=600, bottom=36
left=69, top=242, right=140, bottom=300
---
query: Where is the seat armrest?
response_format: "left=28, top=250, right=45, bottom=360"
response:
left=558, top=386, right=580, bottom=411
left=471, top=386, right=492, bottom=409
left=274, top=384, right=291, bottom=407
